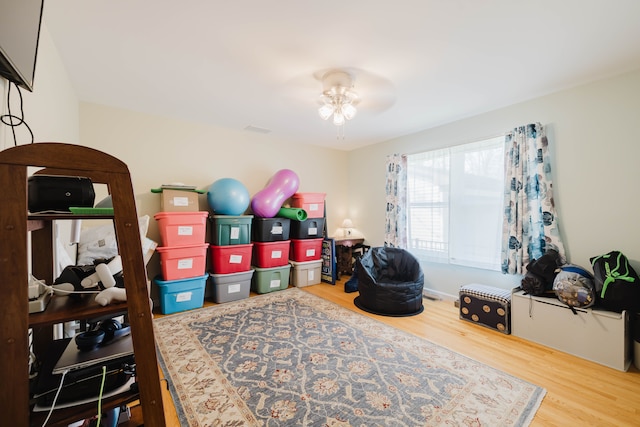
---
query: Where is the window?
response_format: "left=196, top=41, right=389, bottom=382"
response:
left=407, top=136, right=505, bottom=271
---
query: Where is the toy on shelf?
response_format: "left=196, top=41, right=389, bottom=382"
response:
left=251, top=169, right=299, bottom=218
left=80, top=255, right=122, bottom=289
left=51, top=255, right=131, bottom=306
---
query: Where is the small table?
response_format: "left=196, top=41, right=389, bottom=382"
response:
left=334, top=238, right=365, bottom=277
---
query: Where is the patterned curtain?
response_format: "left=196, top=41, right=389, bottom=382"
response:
left=384, top=154, right=407, bottom=248
left=501, top=123, right=566, bottom=274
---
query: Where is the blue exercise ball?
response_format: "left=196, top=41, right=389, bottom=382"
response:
left=207, top=178, right=250, bottom=215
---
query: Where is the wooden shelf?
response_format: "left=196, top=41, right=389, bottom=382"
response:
left=29, top=294, right=128, bottom=328
left=29, top=389, right=139, bottom=427
left=0, top=143, right=166, bottom=426
left=29, top=213, right=114, bottom=220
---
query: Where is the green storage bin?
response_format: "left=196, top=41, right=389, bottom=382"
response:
left=210, top=215, right=253, bottom=245
left=251, top=264, right=291, bottom=294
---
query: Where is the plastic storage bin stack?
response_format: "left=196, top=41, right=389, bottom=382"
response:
left=209, top=215, right=254, bottom=303
left=288, top=192, right=326, bottom=288
left=154, top=209, right=209, bottom=314
left=250, top=216, right=292, bottom=294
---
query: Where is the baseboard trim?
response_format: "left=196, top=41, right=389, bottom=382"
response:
left=423, top=288, right=457, bottom=302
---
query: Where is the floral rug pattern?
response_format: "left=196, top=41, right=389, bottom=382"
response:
left=154, top=288, right=544, bottom=426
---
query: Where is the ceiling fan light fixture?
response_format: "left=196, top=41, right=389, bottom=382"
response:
left=317, top=70, right=359, bottom=136
left=318, top=103, right=334, bottom=120
left=342, top=102, right=357, bottom=120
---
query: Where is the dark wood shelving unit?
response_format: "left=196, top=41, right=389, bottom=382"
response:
left=0, top=143, right=166, bottom=426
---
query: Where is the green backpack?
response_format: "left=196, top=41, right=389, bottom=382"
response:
left=590, top=251, right=640, bottom=313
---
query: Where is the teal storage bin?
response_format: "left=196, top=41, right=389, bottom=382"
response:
left=210, top=215, right=253, bottom=245
left=251, top=264, right=291, bottom=294
left=154, top=274, right=208, bottom=314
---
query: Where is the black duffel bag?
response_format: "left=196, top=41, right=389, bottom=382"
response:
left=590, top=250, right=640, bottom=313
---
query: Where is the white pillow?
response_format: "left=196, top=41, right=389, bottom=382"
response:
left=76, top=215, right=149, bottom=265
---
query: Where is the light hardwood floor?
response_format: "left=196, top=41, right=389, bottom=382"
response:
left=132, top=279, right=640, bottom=426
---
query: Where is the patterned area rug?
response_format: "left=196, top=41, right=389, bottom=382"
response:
left=154, top=288, right=545, bottom=426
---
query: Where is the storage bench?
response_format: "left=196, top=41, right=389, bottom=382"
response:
left=511, top=289, right=630, bottom=371
left=459, top=283, right=511, bottom=334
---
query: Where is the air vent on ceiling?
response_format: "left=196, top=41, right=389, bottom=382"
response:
left=244, top=125, right=271, bottom=134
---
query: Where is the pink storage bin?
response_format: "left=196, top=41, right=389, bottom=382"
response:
left=291, top=192, right=326, bottom=218
left=154, top=211, right=208, bottom=247
left=156, top=243, right=208, bottom=281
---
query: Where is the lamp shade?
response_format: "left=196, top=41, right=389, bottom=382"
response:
left=342, top=103, right=357, bottom=120
left=318, top=103, right=334, bottom=120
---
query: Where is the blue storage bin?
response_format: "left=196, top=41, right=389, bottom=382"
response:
left=154, top=274, right=208, bottom=314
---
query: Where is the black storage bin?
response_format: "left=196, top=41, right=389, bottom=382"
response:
left=251, top=217, right=291, bottom=242
left=290, top=218, right=325, bottom=239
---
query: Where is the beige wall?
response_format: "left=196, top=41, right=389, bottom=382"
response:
left=348, top=69, right=640, bottom=297
left=78, top=103, right=349, bottom=279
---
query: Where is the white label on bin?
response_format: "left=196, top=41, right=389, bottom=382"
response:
left=309, top=203, right=319, bottom=211
left=305, top=248, right=316, bottom=257
left=178, top=226, right=193, bottom=236
left=228, top=284, right=241, bottom=294
left=229, top=254, right=243, bottom=264
left=271, top=250, right=282, bottom=259
left=230, top=227, right=240, bottom=239
left=271, top=226, right=283, bottom=235
left=176, top=291, right=192, bottom=302
left=270, top=279, right=281, bottom=288
left=309, top=227, right=318, bottom=235
left=177, top=258, right=193, bottom=269
left=308, top=270, right=315, bottom=280
left=173, top=196, right=189, bottom=207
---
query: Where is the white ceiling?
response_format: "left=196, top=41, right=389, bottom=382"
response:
left=43, top=1, right=640, bottom=151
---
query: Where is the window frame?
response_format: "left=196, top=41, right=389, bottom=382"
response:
left=406, top=136, right=505, bottom=271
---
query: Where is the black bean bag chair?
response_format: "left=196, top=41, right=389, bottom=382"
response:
left=353, top=247, right=424, bottom=316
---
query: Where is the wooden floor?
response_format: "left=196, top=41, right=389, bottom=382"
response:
left=130, top=279, right=640, bottom=426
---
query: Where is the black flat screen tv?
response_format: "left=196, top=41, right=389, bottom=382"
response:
left=0, top=0, right=44, bottom=92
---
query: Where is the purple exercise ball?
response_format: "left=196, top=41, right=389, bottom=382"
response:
left=251, top=169, right=300, bottom=218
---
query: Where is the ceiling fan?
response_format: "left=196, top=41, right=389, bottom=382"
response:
left=282, top=67, right=397, bottom=118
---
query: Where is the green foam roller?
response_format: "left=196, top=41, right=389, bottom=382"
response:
left=278, top=207, right=307, bottom=221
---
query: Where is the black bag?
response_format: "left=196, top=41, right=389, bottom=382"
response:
left=520, top=249, right=563, bottom=296
left=590, top=251, right=640, bottom=313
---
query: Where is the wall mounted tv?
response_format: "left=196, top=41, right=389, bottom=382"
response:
left=0, top=0, right=45, bottom=92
